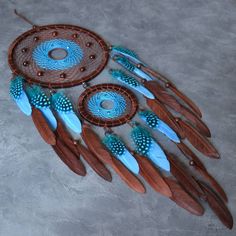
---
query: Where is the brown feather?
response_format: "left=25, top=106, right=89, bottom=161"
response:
left=168, top=83, right=202, bottom=119
left=81, top=124, right=113, bottom=165
left=56, top=120, right=79, bottom=157
left=31, top=108, right=56, bottom=145
left=196, top=167, right=228, bottom=203
left=135, top=154, right=172, bottom=197
left=140, top=65, right=202, bottom=117
left=146, top=98, right=185, bottom=139
left=144, top=80, right=210, bottom=137
left=76, top=142, right=112, bottom=182
left=165, top=177, right=204, bottom=216
left=198, top=181, right=233, bottom=229
left=52, top=138, right=86, bottom=176
left=177, top=142, right=227, bottom=202
left=111, top=158, right=146, bottom=193
left=177, top=119, right=220, bottom=158
left=177, top=142, right=206, bottom=171
left=81, top=124, right=145, bottom=192
left=167, top=153, right=205, bottom=198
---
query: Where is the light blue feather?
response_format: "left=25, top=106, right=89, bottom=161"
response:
left=131, top=125, right=170, bottom=172
left=15, top=91, right=32, bottom=116
left=26, top=85, right=57, bottom=130
left=109, top=69, right=154, bottom=99
left=58, top=112, right=82, bottom=133
left=9, top=75, right=32, bottom=116
left=148, top=142, right=170, bottom=172
left=133, top=67, right=153, bottom=81
left=139, top=110, right=180, bottom=143
left=39, top=107, right=57, bottom=131
left=156, top=120, right=180, bottom=143
left=113, top=56, right=153, bottom=81
left=103, top=134, right=139, bottom=174
left=111, top=45, right=143, bottom=64
left=51, top=92, right=82, bottom=134
left=117, top=149, right=140, bottom=174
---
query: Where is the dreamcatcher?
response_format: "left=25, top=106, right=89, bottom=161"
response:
left=8, top=10, right=233, bottom=229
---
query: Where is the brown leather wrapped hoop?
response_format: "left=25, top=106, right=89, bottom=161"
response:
left=8, top=24, right=109, bottom=88
left=78, top=83, right=138, bottom=127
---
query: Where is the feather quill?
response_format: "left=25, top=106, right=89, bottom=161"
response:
left=165, top=177, right=204, bottom=216
left=31, top=108, right=56, bottom=145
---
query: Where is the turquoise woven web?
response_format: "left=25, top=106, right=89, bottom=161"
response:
left=87, top=91, right=127, bottom=119
left=32, top=39, right=83, bottom=70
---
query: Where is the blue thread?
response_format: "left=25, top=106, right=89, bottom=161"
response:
left=88, top=91, right=127, bottom=119
left=32, top=39, right=83, bottom=70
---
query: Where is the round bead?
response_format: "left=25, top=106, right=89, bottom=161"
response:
left=21, top=48, right=28, bottom=53
left=86, top=42, right=92, bottom=47
left=37, top=71, right=44, bottom=76
left=23, top=61, right=29, bottom=66
left=72, top=33, right=78, bottom=38
left=189, top=160, right=195, bottom=166
left=33, top=36, right=39, bottom=42
left=165, top=82, right=170, bottom=88
left=60, top=73, right=66, bottom=78
left=52, top=31, right=58, bottom=37
left=89, top=54, right=96, bottom=59
left=80, top=67, right=86, bottom=72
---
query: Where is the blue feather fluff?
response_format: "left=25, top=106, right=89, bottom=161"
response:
left=51, top=92, right=81, bottom=133
left=113, top=56, right=153, bottom=81
left=9, top=75, right=32, bottom=116
left=111, top=45, right=143, bottom=64
left=26, top=85, right=57, bottom=130
left=103, top=134, right=139, bottom=174
left=131, top=125, right=170, bottom=171
left=138, top=110, right=180, bottom=143
left=109, top=69, right=154, bottom=99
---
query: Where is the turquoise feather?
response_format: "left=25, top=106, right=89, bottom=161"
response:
left=103, top=134, right=139, bottom=174
left=9, top=75, right=32, bottom=116
left=111, top=45, right=143, bottom=64
left=131, top=125, right=170, bottom=171
left=113, top=56, right=153, bottom=81
left=109, top=69, right=154, bottom=99
left=51, top=92, right=81, bottom=133
left=138, top=110, right=180, bottom=143
left=26, top=85, right=57, bottom=130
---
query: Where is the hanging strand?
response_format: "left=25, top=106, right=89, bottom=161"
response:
left=14, top=9, right=37, bottom=28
